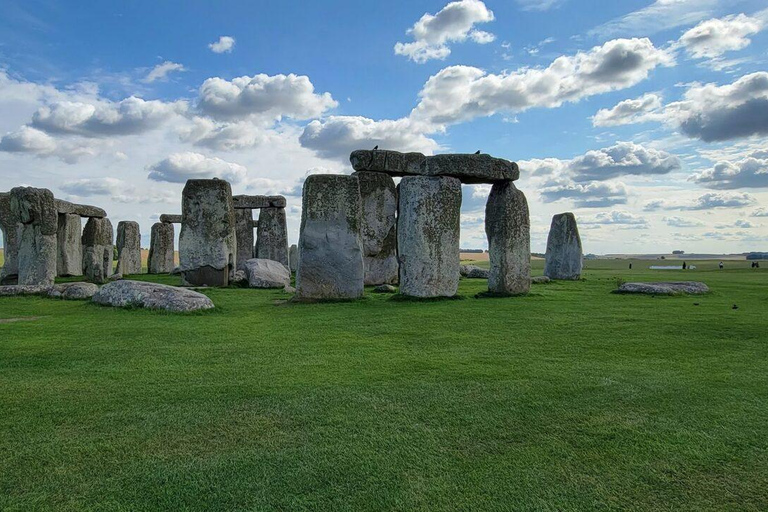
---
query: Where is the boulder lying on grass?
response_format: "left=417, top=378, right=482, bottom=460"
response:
left=243, top=258, right=290, bottom=288
left=0, top=282, right=99, bottom=300
left=617, top=281, right=709, bottom=295
left=459, top=265, right=490, bottom=279
left=531, top=276, right=551, bottom=284
left=92, top=280, right=214, bottom=312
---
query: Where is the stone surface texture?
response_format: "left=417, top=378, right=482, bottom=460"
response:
left=397, top=176, right=461, bottom=298
left=544, top=212, right=583, bottom=280
left=531, top=276, right=551, bottom=284
left=116, top=221, right=142, bottom=275
left=617, top=281, right=709, bottom=295
left=295, top=174, right=364, bottom=300
left=92, top=280, right=214, bottom=312
left=81, top=217, right=114, bottom=284
left=147, top=222, right=175, bottom=274
left=485, top=182, right=531, bottom=295
left=235, top=209, right=255, bottom=271
left=460, top=265, right=490, bottom=279
left=373, top=284, right=397, bottom=293
left=57, top=213, right=83, bottom=277
left=255, top=207, right=289, bottom=268
left=179, top=179, right=236, bottom=287
left=289, top=244, right=298, bottom=272
left=159, top=214, right=182, bottom=224
left=353, top=171, right=399, bottom=285
left=10, top=187, right=58, bottom=286
left=0, top=192, right=20, bottom=284
left=0, top=282, right=98, bottom=300
left=54, top=199, right=106, bottom=218
left=232, top=195, right=287, bottom=209
left=243, top=258, right=290, bottom=288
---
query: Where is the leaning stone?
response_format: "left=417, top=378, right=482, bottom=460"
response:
left=397, top=176, right=461, bottom=298
left=82, top=217, right=114, bottom=284
left=354, top=171, right=399, bottom=285
left=232, top=195, right=287, bottom=209
left=531, top=275, right=551, bottom=284
left=235, top=209, right=255, bottom=271
left=56, top=282, right=99, bottom=300
left=92, top=280, right=214, bottom=312
left=57, top=213, right=83, bottom=277
left=255, top=207, right=289, bottom=268
left=243, top=258, right=290, bottom=288
left=159, top=214, right=182, bottom=224
left=617, top=281, right=709, bottom=295
left=544, top=213, right=582, bottom=280
left=350, top=150, right=426, bottom=175
left=116, top=221, right=142, bottom=275
left=148, top=222, right=175, bottom=274
left=485, top=182, right=530, bottom=295
left=459, top=265, right=490, bottom=279
left=295, top=175, right=364, bottom=300
left=179, top=179, right=236, bottom=287
left=289, top=244, right=298, bottom=272
left=10, top=187, right=58, bottom=286
left=0, top=192, right=20, bottom=284
left=372, top=284, right=397, bottom=293
left=54, top=199, right=106, bottom=218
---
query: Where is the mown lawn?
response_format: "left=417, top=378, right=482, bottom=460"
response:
left=1, top=259, right=767, bottom=511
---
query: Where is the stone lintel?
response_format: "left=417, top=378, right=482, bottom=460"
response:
left=232, top=195, right=287, bottom=209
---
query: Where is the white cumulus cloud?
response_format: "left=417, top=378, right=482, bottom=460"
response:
left=144, top=61, right=186, bottom=83
left=147, top=152, right=247, bottom=183
left=209, top=36, right=235, bottom=54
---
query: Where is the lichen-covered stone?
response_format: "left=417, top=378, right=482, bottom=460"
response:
left=255, top=207, right=289, bottom=268
left=0, top=192, right=20, bottom=284
left=235, top=209, right=255, bottom=271
left=92, top=280, right=214, bottom=312
left=179, top=179, right=236, bottom=287
left=82, top=217, right=114, bottom=284
left=116, top=221, right=142, bottom=275
left=617, top=281, right=709, bottom=295
left=350, top=150, right=426, bottom=175
left=57, top=213, right=83, bottom=277
left=148, top=222, right=175, bottom=274
left=289, top=244, right=298, bottom=272
left=544, top=213, right=582, bottom=280
left=243, top=258, right=290, bottom=288
left=232, top=195, right=287, bottom=209
left=353, top=171, right=398, bottom=285
left=397, top=176, right=461, bottom=298
left=54, top=199, right=106, bottom=218
left=459, top=264, right=490, bottom=279
left=485, top=182, right=530, bottom=295
left=295, top=175, right=364, bottom=300
left=159, top=214, right=182, bottom=224
left=0, top=282, right=98, bottom=299
left=10, top=187, right=58, bottom=286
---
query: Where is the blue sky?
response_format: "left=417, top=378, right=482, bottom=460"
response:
left=1, top=0, right=767, bottom=254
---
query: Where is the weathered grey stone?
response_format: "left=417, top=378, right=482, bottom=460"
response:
left=92, top=280, right=214, bottom=312
left=81, top=217, right=114, bottom=284
left=159, top=214, right=182, bottom=224
left=289, top=244, right=298, bottom=272
left=116, top=221, right=142, bottom=275
left=170, top=266, right=182, bottom=275
left=10, top=187, right=57, bottom=286
left=179, top=179, right=236, bottom=287
left=460, top=264, right=490, bottom=279
left=617, top=281, right=709, bottom=295
left=232, top=195, right=287, bottom=209
left=232, top=270, right=247, bottom=284
left=255, top=207, right=289, bottom=268
left=58, top=282, right=100, bottom=300
left=397, top=176, right=461, bottom=298
left=295, top=174, right=364, bottom=300
left=350, top=150, right=519, bottom=184
left=373, top=284, right=397, bottom=293
left=147, top=222, right=175, bottom=274
left=353, top=171, right=398, bottom=286
left=284, top=284, right=296, bottom=293
left=54, top=199, right=106, bottom=218
left=485, top=182, right=530, bottom=295
left=235, top=209, right=255, bottom=271
left=0, top=284, right=50, bottom=297
left=544, top=213, right=582, bottom=280
left=0, top=282, right=98, bottom=300
left=109, top=273, right=124, bottom=281
left=0, top=192, right=20, bottom=284
left=531, top=275, right=551, bottom=284
left=57, top=213, right=83, bottom=277
left=243, top=258, right=290, bottom=288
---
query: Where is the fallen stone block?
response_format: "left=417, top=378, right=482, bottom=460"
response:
left=243, top=258, right=290, bottom=288
left=617, top=282, right=709, bottom=295
left=92, top=280, right=215, bottom=312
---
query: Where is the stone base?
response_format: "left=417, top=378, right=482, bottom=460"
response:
left=182, top=266, right=230, bottom=287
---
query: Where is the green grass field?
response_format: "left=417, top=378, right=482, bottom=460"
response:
left=1, top=258, right=767, bottom=511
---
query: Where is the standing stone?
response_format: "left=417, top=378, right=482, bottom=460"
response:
left=397, top=176, right=461, bottom=298
left=57, top=213, right=83, bottom=277
left=485, top=182, right=530, bottom=295
left=82, top=217, right=114, bottom=284
left=9, top=187, right=58, bottom=286
left=544, top=212, right=582, bottom=280
left=235, top=209, right=255, bottom=271
left=295, top=175, right=364, bottom=300
left=353, top=171, right=398, bottom=285
left=255, top=207, right=289, bottom=268
left=148, top=222, right=175, bottom=274
left=179, top=179, right=236, bottom=287
left=0, top=193, right=20, bottom=284
left=116, top=221, right=142, bottom=275
left=288, top=244, right=298, bottom=272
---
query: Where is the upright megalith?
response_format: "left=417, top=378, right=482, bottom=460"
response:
left=82, top=217, right=114, bottom=284
left=179, top=179, right=236, bottom=286
left=256, top=207, right=289, bottom=268
left=57, top=213, right=83, bottom=277
left=397, top=176, right=461, bottom=298
left=235, top=209, right=255, bottom=271
left=295, top=174, right=364, bottom=300
left=116, top=221, right=142, bottom=275
left=485, top=182, right=530, bottom=295
left=148, top=222, right=175, bottom=274
left=9, top=187, right=58, bottom=286
left=544, top=212, right=582, bottom=280
left=353, top=171, right=398, bottom=285
left=289, top=244, right=298, bottom=272
left=0, top=193, right=20, bottom=284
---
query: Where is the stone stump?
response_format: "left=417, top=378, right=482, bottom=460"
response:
left=397, top=176, right=461, bottom=297
left=255, top=207, right=289, bottom=268
left=289, top=244, right=298, bottom=272
left=9, top=187, right=58, bottom=286
left=295, top=175, right=364, bottom=300
left=116, top=221, right=142, bottom=275
left=0, top=193, right=20, bottom=284
left=57, top=213, right=83, bottom=277
left=544, top=212, right=582, bottom=280
left=235, top=209, right=255, bottom=271
left=179, top=179, right=236, bottom=286
left=148, top=222, right=175, bottom=274
left=485, top=182, right=530, bottom=295
left=353, top=171, right=398, bottom=285
left=82, top=217, right=114, bottom=284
